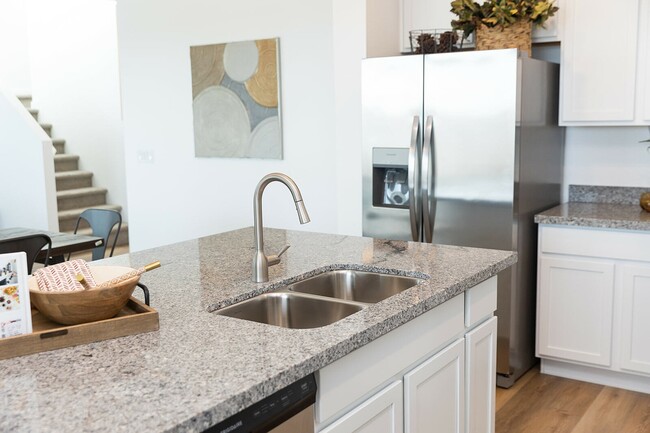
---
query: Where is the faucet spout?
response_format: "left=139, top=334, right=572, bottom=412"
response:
left=253, top=173, right=310, bottom=283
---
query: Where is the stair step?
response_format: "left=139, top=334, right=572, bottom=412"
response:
left=29, top=108, right=38, bottom=121
left=55, top=170, right=93, bottom=191
left=57, top=187, right=107, bottom=211
left=40, top=123, right=52, bottom=137
left=58, top=204, right=122, bottom=232
left=18, top=95, right=31, bottom=108
left=54, top=154, right=79, bottom=172
left=52, top=138, right=65, bottom=154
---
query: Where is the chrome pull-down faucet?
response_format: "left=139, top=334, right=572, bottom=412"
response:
left=252, top=173, right=310, bottom=283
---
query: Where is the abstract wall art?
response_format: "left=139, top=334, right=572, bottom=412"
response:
left=190, top=38, right=282, bottom=159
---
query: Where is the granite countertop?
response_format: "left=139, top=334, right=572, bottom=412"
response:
left=0, top=228, right=516, bottom=432
left=535, top=185, right=650, bottom=231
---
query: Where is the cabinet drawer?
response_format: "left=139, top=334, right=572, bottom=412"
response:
left=540, top=225, right=650, bottom=262
left=464, top=277, right=497, bottom=329
left=316, top=294, right=464, bottom=425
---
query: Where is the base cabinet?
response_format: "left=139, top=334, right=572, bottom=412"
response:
left=465, top=317, right=497, bottom=433
left=537, top=256, right=615, bottom=366
left=537, top=225, right=650, bottom=392
left=404, top=339, right=465, bottom=433
left=619, top=264, right=650, bottom=374
left=316, top=277, right=499, bottom=433
left=320, top=381, right=403, bottom=433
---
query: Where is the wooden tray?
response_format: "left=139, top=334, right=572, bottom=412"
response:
left=0, top=297, right=159, bottom=360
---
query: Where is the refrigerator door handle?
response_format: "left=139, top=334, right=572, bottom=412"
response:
left=422, top=115, right=436, bottom=243
left=408, top=116, right=422, bottom=242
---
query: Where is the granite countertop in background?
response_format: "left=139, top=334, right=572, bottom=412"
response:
left=535, top=185, right=650, bottom=231
left=0, top=228, right=515, bottom=433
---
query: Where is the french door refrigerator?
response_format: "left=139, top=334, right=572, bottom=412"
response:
left=362, top=49, right=563, bottom=387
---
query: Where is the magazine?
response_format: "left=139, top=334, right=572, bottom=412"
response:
left=0, top=252, right=32, bottom=338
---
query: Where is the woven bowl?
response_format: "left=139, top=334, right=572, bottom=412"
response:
left=28, top=266, right=139, bottom=325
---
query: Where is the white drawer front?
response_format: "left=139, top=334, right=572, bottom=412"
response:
left=540, top=225, right=650, bottom=262
left=464, top=277, right=497, bottom=329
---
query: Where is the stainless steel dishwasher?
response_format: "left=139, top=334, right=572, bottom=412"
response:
left=206, top=374, right=316, bottom=433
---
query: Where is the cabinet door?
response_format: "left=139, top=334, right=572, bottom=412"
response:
left=619, top=264, right=650, bottom=374
left=640, top=0, right=650, bottom=122
left=537, top=257, right=615, bottom=366
left=531, top=0, right=562, bottom=43
left=320, top=381, right=403, bottom=433
left=404, top=339, right=464, bottom=433
left=400, top=0, right=457, bottom=52
left=465, top=317, right=497, bottom=433
left=560, top=0, right=640, bottom=123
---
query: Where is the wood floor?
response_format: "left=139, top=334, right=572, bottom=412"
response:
left=496, top=365, right=650, bottom=433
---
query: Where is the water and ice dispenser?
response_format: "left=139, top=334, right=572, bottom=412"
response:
left=372, top=148, right=410, bottom=209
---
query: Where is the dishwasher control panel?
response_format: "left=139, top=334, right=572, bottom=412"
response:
left=206, top=374, right=317, bottom=433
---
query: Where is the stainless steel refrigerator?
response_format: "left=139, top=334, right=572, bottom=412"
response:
left=362, top=49, right=563, bottom=387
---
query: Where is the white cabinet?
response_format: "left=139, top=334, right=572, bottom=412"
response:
left=316, top=276, right=499, bottom=432
left=465, top=317, right=497, bottom=433
left=404, top=339, right=465, bottom=433
left=537, top=225, right=650, bottom=393
left=320, top=381, right=403, bottom=433
left=537, top=257, right=615, bottom=366
left=560, top=0, right=650, bottom=125
left=619, top=264, right=650, bottom=375
left=400, top=0, right=458, bottom=52
left=531, top=0, right=563, bottom=43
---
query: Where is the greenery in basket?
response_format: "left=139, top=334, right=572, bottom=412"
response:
left=450, top=0, right=558, bottom=37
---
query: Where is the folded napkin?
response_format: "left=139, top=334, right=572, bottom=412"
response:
left=33, top=259, right=97, bottom=292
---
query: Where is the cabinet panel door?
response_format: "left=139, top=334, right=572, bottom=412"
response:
left=400, top=0, right=457, bottom=52
left=619, top=264, right=650, bottom=374
left=404, top=339, right=464, bottom=433
left=641, top=0, right=650, bottom=122
left=537, top=257, right=615, bottom=366
left=560, top=0, right=640, bottom=123
left=465, top=317, right=497, bottom=433
left=320, top=381, right=403, bottom=433
left=531, top=0, right=563, bottom=43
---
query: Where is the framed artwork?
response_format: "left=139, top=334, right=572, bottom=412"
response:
left=190, top=38, right=283, bottom=159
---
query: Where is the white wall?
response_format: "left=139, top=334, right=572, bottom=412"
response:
left=26, top=0, right=128, bottom=220
left=117, top=0, right=365, bottom=250
left=0, top=0, right=31, bottom=95
left=563, top=126, right=650, bottom=201
left=0, top=86, right=58, bottom=231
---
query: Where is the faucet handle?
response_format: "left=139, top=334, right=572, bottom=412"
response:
left=268, top=245, right=290, bottom=266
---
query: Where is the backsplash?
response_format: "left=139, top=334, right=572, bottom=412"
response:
left=569, top=185, right=650, bottom=205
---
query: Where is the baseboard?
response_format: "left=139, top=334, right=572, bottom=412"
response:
left=541, top=358, right=650, bottom=394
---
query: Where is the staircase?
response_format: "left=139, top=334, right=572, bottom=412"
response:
left=19, top=96, right=129, bottom=249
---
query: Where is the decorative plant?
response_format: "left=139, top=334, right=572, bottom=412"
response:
left=451, top=0, right=559, bottom=36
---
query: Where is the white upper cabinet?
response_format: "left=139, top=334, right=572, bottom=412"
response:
left=560, top=0, right=650, bottom=125
left=640, top=0, right=650, bottom=122
left=400, top=0, right=458, bottom=52
left=531, top=0, right=564, bottom=43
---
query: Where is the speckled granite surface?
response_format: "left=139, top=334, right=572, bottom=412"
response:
left=535, top=202, right=650, bottom=230
left=569, top=184, right=650, bottom=205
left=0, top=228, right=515, bottom=432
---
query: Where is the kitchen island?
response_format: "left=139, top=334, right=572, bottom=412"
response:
left=0, top=228, right=515, bottom=432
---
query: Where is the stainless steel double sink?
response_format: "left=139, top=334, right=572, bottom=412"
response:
left=215, top=269, right=424, bottom=329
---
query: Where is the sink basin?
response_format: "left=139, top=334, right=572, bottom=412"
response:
left=215, top=292, right=364, bottom=329
left=287, top=270, right=423, bottom=304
